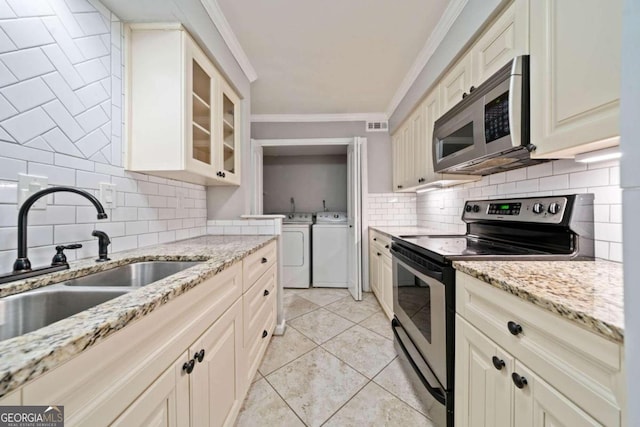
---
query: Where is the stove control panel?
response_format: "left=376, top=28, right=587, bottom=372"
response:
left=462, top=196, right=569, bottom=224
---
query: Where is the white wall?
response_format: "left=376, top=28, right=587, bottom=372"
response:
left=621, top=0, right=640, bottom=423
left=263, top=155, right=347, bottom=214
left=0, top=0, right=207, bottom=274
left=251, top=121, right=392, bottom=194
left=416, top=159, right=622, bottom=262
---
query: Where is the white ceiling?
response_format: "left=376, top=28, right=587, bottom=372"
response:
left=263, top=145, right=347, bottom=157
left=217, top=0, right=451, bottom=115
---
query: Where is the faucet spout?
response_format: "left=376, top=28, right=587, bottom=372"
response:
left=14, top=186, right=108, bottom=272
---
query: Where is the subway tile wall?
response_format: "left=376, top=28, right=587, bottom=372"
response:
left=0, top=0, right=207, bottom=273
left=367, top=193, right=417, bottom=227
left=207, top=219, right=282, bottom=236
left=416, top=159, right=622, bottom=261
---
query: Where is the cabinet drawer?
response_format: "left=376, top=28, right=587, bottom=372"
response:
left=243, top=241, right=277, bottom=292
left=243, top=291, right=276, bottom=387
left=370, top=230, right=391, bottom=256
left=243, top=264, right=276, bottom=346
left=456, top=272, right=623, bottom=426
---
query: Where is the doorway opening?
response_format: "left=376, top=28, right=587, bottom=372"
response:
left=250, top=138, right=368, bottom=301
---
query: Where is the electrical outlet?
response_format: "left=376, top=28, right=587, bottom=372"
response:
left=99, top=182, right=117, bottom=209
left=17, top=174, right=48, bottom=210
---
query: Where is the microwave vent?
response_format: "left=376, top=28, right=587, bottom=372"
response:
left=366, top=121, right=388, bottom=132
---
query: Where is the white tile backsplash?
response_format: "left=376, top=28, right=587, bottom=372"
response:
left=367, top=193, right=417, bottom=227
left=0, top=0, right=207, bottom=274
left=416, top=159, right=622, bottom=261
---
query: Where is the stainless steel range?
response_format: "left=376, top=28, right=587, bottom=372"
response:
left=390, top=194, right=595, bottom=427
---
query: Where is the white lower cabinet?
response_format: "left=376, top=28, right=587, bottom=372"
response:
left=16, top=241, right=278, bottom=427
left=456, top=271, right=624, bottom=427
left=190, top=299, right=243, bottom=427
left=112, top=353, right=190, bottom=427
left=369, top=230, right=393, bottom=319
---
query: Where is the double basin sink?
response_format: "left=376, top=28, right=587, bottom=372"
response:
left=0, top=261, right=201, bottom=341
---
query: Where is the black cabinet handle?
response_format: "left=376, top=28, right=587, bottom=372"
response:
left=507, top=321, right=523, bottom=336
left=261, top=257, right=268, bottom=264
left=182, top=359, right=195, bottom=374
left=462, top=92, right=468, bottom=99
left=222, top=172, right=226, bottom=178
left=512, top=372, right=528, bottom=389
left=469, top=85, right=476, bottom=93
left=262, top=330, right=268, bottom=338
left=373, top=238, right=377, bottom=241
left=195, top=349, right=205, bottom=363
left=384, top=244, right=389, bottom=249
left=397, top=185, right=403, bottom=189
left=377, top=252, right=381, bottom=256
left=263, top=289, right=270, bottom=296
left=492, top=356, right=505, bottom=371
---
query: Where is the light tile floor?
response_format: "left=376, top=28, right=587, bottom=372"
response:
left=235, top=288, right=434, bottom=427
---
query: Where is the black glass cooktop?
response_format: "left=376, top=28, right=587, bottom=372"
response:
left=400, top=235, right=548, bottom=260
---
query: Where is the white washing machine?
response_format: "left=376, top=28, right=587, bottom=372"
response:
left=312, top=212, right=348, bottom=288
left=282, top=213, right=313, bottom=288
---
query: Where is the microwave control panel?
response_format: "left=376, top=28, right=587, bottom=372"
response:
left=484, top=91, right=510, bottom=143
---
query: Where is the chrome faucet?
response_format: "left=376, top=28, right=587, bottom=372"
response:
left=0, top=186, right=109, bottom=284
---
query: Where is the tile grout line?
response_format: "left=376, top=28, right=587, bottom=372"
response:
left=318, top=378, right=372, bottom=427
left=261, top=369, right=311, bottom=427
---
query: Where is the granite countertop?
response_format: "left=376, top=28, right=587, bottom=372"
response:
left=454, top=260, right=624, bottom=343
left=0, top=235, right=277, bottom=398
left=370, top=226, right=459, bottom=238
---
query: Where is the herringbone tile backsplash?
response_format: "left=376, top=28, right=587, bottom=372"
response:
left=0, top=0, right=208, bottom=273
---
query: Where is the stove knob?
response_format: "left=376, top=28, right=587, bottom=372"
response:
left=472, top=205, right=480, bottom=213
left=548, top=203, right=560, bottom=215
left=532, top=203, right=544, bottom=214
left=465, top=205, right=472, bottom=213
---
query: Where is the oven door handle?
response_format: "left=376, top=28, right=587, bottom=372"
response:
left=392, top=318, right=446, bottom=405
left=390, top=247, right=444, bottom=282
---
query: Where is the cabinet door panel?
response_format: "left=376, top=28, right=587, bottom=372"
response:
left=380, top=255, right=393, bottom=320
left=401, top=124, right=413, bottom=189
left=455, top=316, right=513, bottom=427
left=530, top=0, right=621, bottom=158
left=423, top=91, right=439, bottom=183
left=411, top=105, right=428, bottom=185
left=190, top=299, right=243, bottom=427
left=391, top=134, right=402, bottom=192
left=219, top=81, right=241, bottom=184
left=471, top=1, right=529, bottom=85
left=439, top=54, right=471, bottom=114
left=369, top=245, right=380, bottom=297
left=513, top=362, right=604, bottom=427
left=111, top=353, right=189, bottom=427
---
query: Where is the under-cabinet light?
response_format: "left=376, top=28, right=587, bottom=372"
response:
left=575, top=146, right=621, bottom=163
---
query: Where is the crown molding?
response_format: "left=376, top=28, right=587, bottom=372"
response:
left=251, top=113, right=388, bottom=123
left=200, top=0, right=258, bottom=82
left=385, top=0, right=468, bottom=117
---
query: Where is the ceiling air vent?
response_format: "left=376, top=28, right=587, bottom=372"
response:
left=366, top=121, right=389, bottom=132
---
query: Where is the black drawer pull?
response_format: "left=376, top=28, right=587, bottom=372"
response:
left=263, top=289, right=270, bottom=296
left=182, top=359, right=195, bottom=374
left=195, top=349, right=205, bottom=363
left=373, top=238, right=377, bottom=241
left=377, top=252, right=381, bottom=256
left=262, top=330, right=268, bottom=338
left=507, top=321, right=523, bottom=336
left=512, top=373, right=528, bottom=389
left=384, top=244, right=389, bottom=249
left=492, top=356, right=505, bottom=371
left=261, top=257, right=268, bottom=264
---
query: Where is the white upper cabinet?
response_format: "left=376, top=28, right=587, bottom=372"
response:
left=529, top=0, right=622, bottom=158
left=439, top=53, right=472, bottom=115
left=127, top=24, right=242, bottom=185
left=470, top=0, right=529, bottom=85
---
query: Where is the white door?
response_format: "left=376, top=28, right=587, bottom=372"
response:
left=250, top=139, right=263, bottom=214
left=347, top=138, right=362, bottom=300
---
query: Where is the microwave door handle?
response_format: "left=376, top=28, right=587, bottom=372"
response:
left=392, top=319, right=446, bottom=405
left=509, top=57, right=523, bottom=148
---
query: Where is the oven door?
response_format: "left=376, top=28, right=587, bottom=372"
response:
left=391, top=250, right=447, bottom=388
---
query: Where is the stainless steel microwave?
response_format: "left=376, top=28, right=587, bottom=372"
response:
left=433, top=56, right=547, bottom=175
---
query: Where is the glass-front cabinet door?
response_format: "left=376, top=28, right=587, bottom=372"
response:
left=218, top=81, right=241, bottom=184
left=187, top=42, right=216, bottom=176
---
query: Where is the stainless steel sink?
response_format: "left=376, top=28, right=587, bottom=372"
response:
left=0, top=261, right=202, bottom=341
left=62, top=261, right=202, bottom=287
left=0, top=286, right=130, bottom=341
